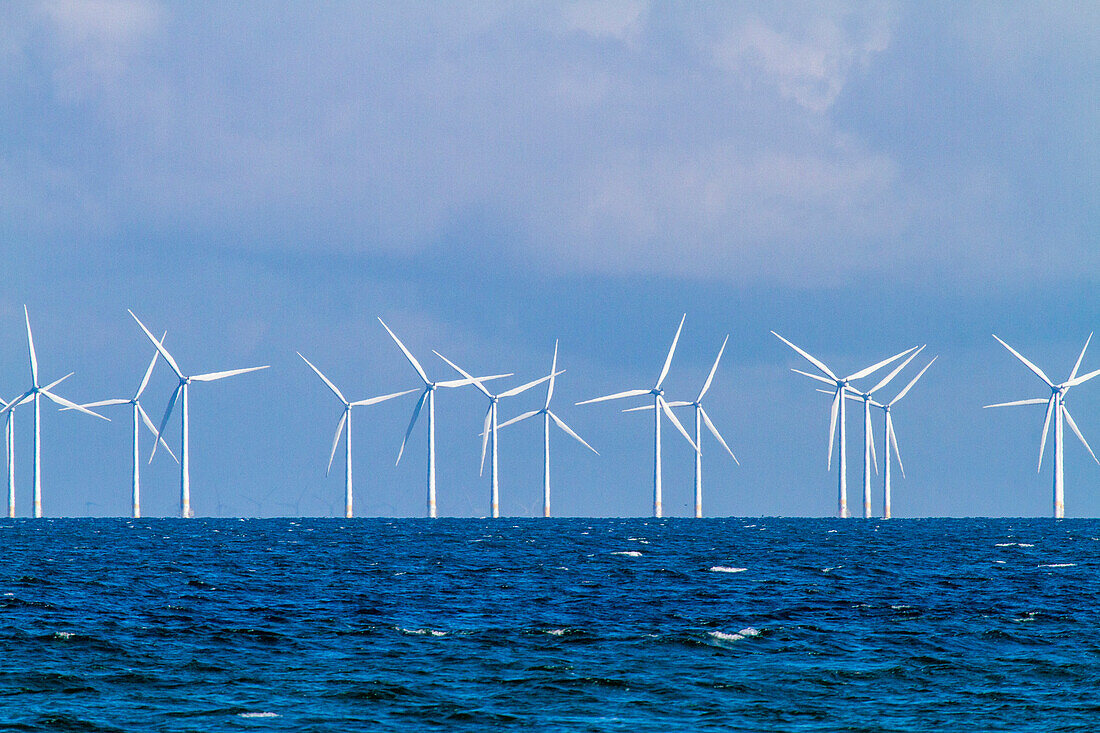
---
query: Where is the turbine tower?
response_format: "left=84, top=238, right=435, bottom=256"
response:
left=297, top=352, right=414, bottom=518
left=129, top=310, right=269, bottom=518
left=985, top=334, right=1100, bottom=518
left=435, top=352, right=558, bottom=518
left=577, top=314, right=697, bottom=518
left=73, top=334, right=179, bottom=517
left=2, top=396, right=13, bottom=518
left=0, top=306, right=107, bottom=517
left=810, top=346, right=925, bottom=518
left=497, top=341, right=598, bottom=518
left=377, top=318, right=509, bottom=518
left=773, top=331, right=914, bottom=518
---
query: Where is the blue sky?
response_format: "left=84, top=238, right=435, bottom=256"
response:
left=0, top=1, right=1097, bottom=517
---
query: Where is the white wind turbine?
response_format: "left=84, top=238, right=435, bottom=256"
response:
left=576, top=314, right=697, bottom=518
left=0, top=306, right=108, bottom=517
left=71, top=333, right=179, bottom=518
left=297, top=352, right=415, bottom=518
left=985, top=334, right=1100, bottom=518
left=826, top=355, right=937, bottom=518
left=129, top=310, right=269, bottom=518
left=624, top=336, right=738, bottom=518
left=377, top=318, right=510, bottom=518
left=496, top=341, right=598, bottom=518
left=807, top=346, right=926, bottom=518
left=2, top=396, right=13, bottom=518
left=773, top=331, right=915, bottom=518
left=434, top=351, right=559, bottom=518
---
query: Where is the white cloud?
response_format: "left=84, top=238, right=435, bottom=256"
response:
left=561, top=0, right=647, bottom=41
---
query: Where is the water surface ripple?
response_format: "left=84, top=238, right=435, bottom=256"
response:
left=1, top=518, right=1098, bottom=731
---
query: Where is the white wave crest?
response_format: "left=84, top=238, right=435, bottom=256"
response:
left=238, top=712, right=280, bottom=718
left=399, top=627, right=447, bottom=636
left=709, top=566, right=747, bottom=573
left=611, top=551, right=642, bottom=557
left=708, top=627, right=761, bottom=642
left=1039, top=563, right=1076, bottom=568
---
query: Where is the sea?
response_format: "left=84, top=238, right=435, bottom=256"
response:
left=1, top=517, right=1098, bottom=731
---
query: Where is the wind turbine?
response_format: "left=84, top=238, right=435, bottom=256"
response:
left=377, top=318, right=510, bottom=518
left=2, top=396, right=12, bottom=518
left=0, top=306, right=108, bottom=517
left=296, top=352, right=415, bottom=518
left=984, top=334, right=1100, bottom=518
left=434, top=351, right=559, bottom=518
left=826, top=356, right=937, bottom=518
left=576, top=314, right=697, bottom=518
left=624, top=336, right=738, bottom=517
left=497, top=341, right=598, bottom=518
left=70, top=334, right=179, bottom=518
left=806, top=346, right=926, bottom=518
left=129, top=310, right=269, bottom=518
left=773, top=331, right=915, bottom=518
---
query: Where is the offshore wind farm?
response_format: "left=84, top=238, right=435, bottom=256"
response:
left=1, top=4, right=1097, bottom=730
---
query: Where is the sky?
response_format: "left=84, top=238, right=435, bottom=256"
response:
left=0, top=1, right=1097, bottom=518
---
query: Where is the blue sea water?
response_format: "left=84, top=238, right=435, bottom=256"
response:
left=1, top=517, right=1098, bottom=731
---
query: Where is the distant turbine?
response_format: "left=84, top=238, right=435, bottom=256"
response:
left=984, top=334, right=1100, bottom=518
left=809, top=346, right=926, bottom=518
left=827, top=356, right=937, bottom=518
left=129, top=310, right=269, bottom=518
left=577, top=314, right=697, bottom=518
left=497, top=341, right=598, bottom=518
left=377, top=318, right=510, bottom=518
left=625, top=336, right=738, bottom=517
left=774, top=331, right=915, bottom=518
left=0, top=306, right=108, bottom=517
left=297, top=352, right=415, bottom=518
left=2, top=395, right=13, bottom=518
left=435, top=352, right=558, bottom=518
left=72, top=333, right=179, bottom=518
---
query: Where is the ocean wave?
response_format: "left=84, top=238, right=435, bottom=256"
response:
left=611, top=551, right=642, bottom=557
left=708, top=628, right=761, bottom=643
left=399, top=627, right=447, bottom=636
left=709, top=566, right=747, bottom=573
left=1038, top=563, right=1076, bottom=568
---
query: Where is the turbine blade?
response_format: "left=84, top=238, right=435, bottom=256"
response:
left=622, top=404, right=657, bottom=413
left=889, top=415, right=905, bottom=478
left=151, top=384, right=181, bottom=463
left=827, top=388, right=840, bottom=471
left=377, top=318, right=429, bottom=384
left=138, top=403, right=178, bottom=463
left=433, top=351, right=493, bottom=398
left=845, top=346, right=918, bottom=382
left=1066, top=367, right=1100, bottom=388
left=771, top=331, right=837, bottom=380
left=24, top=305, right=38, bottom=385
left=0, top=390, right=34, bottom=416
left=700, top=406, right=738, bottom=464
left=1069, top=333, right=1093, bottom=382
left=42, top=390, right=109, bottom=421
left=350, top=388, right=418, bottom=407
left=297, top=352, right=347, bottom=404
left=497, top=410, right=539, bottom=430
left=660, top=396, right=697, bottom=451
left=190, top=366, right=269, bottom=382
left=576, top=388, right=651, bottom=405
left=867, top=345, right=926, bottom=395
left=70, top=398, right=129, bottom=409
left=396, top=389, right=427, bottom=465
left=548, top=410, right=599, bottom=454
left=327, top=410, right=348, bottom=477
left=698, top=335, right=729, bottom=402
left=545, top=340, right=559, bottom=409
left=499, top=370, right=563, bottom=399
left=1038, top=395, right=1056, bottom=472
left=135, top=331, right=166, bottom=399
left=436, top=374, right=512, bottom=388
left=890, top=356, right=938, bottom=405
left=993, top=334, right=1054, bottom=387
left=129, top=310, right=184, bottom=379
left=983, top=398, right=1049, bottom=408
left=1063, top=405, right=1100, bottom=465
left=479, top=406, right=492, bottom=476
left=869, top=415, right=878, bottom=474
left=41, top=372, right=74, bottom=393
left=655, top=314, right=686, bottom=389
left=793, top=368, right=835, bottom=386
